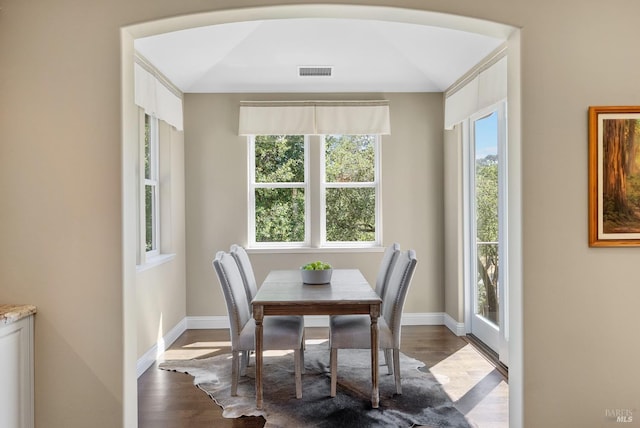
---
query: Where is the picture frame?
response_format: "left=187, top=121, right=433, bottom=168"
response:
left=589, top=106, right=640, bottom=246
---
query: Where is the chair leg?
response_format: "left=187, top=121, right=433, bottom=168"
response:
left=384, top=349, right=393, bottom=374
left=294, top=349, right=302, bottom=399
left=231, top=350, right=240, bottom=396
left=301, top=330, right=306, bottom=374
left=330, top=348, right=338, bottom=397
left=240, top=350, right=249, bottom=376
left=393, top=348, right=402, bottom=394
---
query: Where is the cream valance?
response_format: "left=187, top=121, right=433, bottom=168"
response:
left=134, top=63, right=184, bottom=131
left=238, top=100, right=390, bottom=136
left=444, top=55, right=507, bottom=130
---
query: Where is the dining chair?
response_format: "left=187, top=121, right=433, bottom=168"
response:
left=374, top=242, right=401, bottom=374
left=213, top=251, right=304, bottom=398
left=329, top=242, right=400, bottom=375
left=329, top=249, right=417, bottom=396
left=375, top=242, right=401, bottom=300
left=230, top=244, right=306, bottom=374
left=229, top=244, right=259, bottom=305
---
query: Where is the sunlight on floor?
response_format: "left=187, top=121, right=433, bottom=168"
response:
left=159, top=340, right=231, bottom=360
left=429, top=344, right=509, bottom=428
left=430, top=344, right=495, bottom=401
left=466, top=380, right=509, bottom=428
left=161, top=347, right=223, bottom=360
left=183, top=341, right=232, bottom=348
left=160, top=339, right=329, bottom=361
left=305, top=338, right=329, bottom=346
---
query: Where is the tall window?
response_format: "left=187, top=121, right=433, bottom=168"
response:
left=473, top=111, right=499, bottom=325
left=250, top=135, right=308, bottom=246
left=464, top=101, right=507, bottom=354
left=322, top=134, right=379, bottom=245
left=144, top=114, right=160, bottom=255
left=249, top=134, right=380, bottom=247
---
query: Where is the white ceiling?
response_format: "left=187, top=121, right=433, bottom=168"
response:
left=134, top=18, right=505, bottom=93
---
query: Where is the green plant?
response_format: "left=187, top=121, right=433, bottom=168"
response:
left=302, top=261, right=332, bottom=270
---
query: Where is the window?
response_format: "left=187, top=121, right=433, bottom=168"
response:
left=322, top=134, right=380, bottom=245
left=473, top=110, right=499, bottom=325
left=144, top=114, right=160, bottom=255
left=249, top=135, right=309, bottom=246
left=249, top=134, right=380, bottom=248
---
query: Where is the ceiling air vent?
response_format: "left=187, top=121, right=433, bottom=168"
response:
left=298, top=66, right=333, bottom=77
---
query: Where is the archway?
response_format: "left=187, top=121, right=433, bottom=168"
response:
left=121, top=5, right=521, bottom=426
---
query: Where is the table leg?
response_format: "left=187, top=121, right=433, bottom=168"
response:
left=370, top=303, right=380, bottom=408
left=254, top=305, right=264, bottom=409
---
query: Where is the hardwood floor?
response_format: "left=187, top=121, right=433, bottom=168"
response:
left=138, top=325, right=508, bottom=427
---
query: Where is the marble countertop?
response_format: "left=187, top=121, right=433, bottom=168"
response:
left=0, top=304, right=37, bottom=325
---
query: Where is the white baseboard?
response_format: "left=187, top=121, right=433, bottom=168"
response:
left=400, top=312, right=444, bottom=325
left=443, top=312, right=467, bottom=336
left=186, top=315, right=229, bottom=329
left=136, top=317, right=187, bottom=378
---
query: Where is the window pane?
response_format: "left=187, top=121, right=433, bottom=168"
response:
left=325, top=187, right=375, bottom=241
left=255, top=188, right=305, bottom=242
left=474, top=111, right=499, bottom=325
left=325, top=135, right=375, bottom=182
left=255, top=135, right=304, bottom=183
left=144, top=114, right=151, bottom=179
left=145, top=184, right=155, bottom=251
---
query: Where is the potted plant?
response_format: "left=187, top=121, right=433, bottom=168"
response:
left=301, top=261, right=333, bottom=284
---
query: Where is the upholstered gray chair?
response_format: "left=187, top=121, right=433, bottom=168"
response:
left=375, top=242, right=401, bottom=301
left=230, top=244, right=306, bottom=373
left=374, top=242, right=401, bottom=373
left=329, top=249, right=417, bottom=396
left=213, top=251, right=304, bottom=398
left=229, top=244, right=259, bottom=305
left=329, top=242, right=400, bottom=374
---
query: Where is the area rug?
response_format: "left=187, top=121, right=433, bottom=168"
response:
left=159, top=343, right=475, bottom=428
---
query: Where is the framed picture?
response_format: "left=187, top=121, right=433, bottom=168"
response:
left=589, top=106, right=640, bottom=246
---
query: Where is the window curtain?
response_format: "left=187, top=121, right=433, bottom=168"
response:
left=238, top=100, right=390, bottom=135
left=444, top=55, right=507, bottom=130
left=238, top=103, right=316, bottom=135
left=134, top=63, right=184, bottom=131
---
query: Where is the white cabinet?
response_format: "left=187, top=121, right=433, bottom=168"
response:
left=0, top=313, right=34, bottom=428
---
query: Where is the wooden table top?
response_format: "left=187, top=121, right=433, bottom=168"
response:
left=253, top=269, right=381, bottom=306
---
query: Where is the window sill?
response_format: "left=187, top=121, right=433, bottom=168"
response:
left=136, top=253, right=176, bottom=273
left=246, top=247, right=385, bottom=254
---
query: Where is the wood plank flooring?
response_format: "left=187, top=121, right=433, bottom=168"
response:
left=138, top=325, right=508, bottom=427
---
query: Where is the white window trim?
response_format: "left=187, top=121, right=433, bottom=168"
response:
left=248, top=135, right=310, bottom=248
left=320, top=134, right=382, bottom=247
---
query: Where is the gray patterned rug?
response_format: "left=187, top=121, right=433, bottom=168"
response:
left=159, top=343, right=475, bottom=428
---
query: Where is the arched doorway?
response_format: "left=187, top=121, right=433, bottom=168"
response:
left=121, top=5, right=522, bottom=427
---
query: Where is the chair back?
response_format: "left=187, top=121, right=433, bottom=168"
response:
left=230, top=244, right=258, bottom=303
left=212, top=251, right=252, bottom=349
left=381, top=249, right=417, bottom=347
left=375, top=243, right=400, bottom=299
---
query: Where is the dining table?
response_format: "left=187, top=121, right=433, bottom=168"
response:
left=251, top=268, right=382, bottom=409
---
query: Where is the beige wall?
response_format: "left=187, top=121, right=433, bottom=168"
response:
left=136, top=121, right=187, bottom=357
left=2, top=1, right=640, bottom=427
left=184, top=92, right=444, bottom=317
left=443, top=127, right=464, bottom=322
